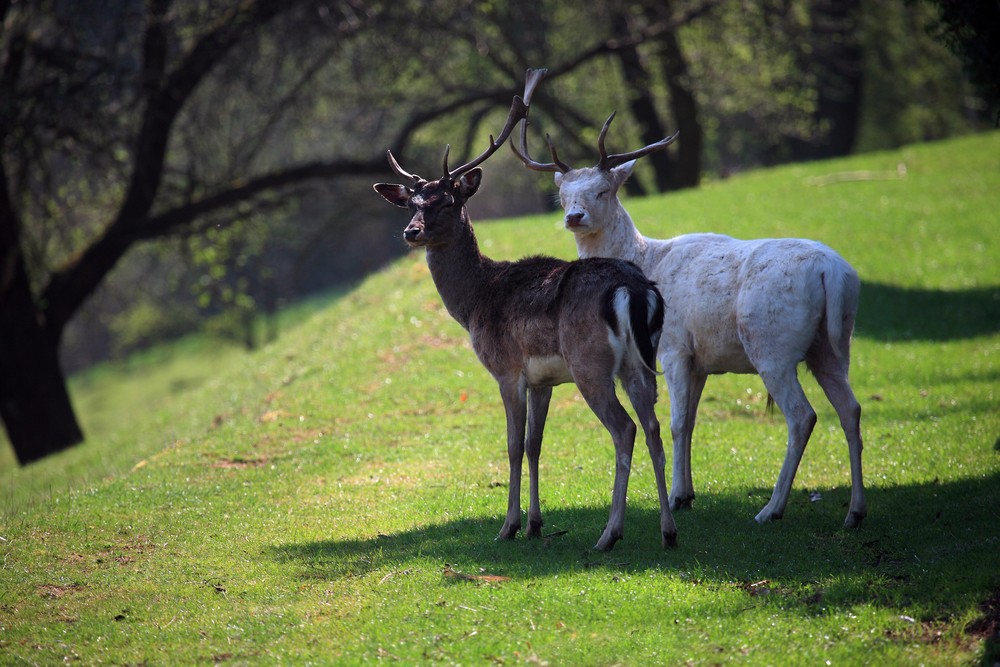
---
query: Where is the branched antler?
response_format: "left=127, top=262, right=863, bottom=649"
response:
left=597, top=112, right=679, bottom=171
left=387, top=68, right=548, bottom=184
left=513, top=105, right=679, bottom=174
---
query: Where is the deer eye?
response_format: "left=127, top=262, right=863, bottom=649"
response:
left=597, top=190, right=609, bottom=200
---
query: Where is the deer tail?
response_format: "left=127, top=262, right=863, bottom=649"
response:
left=822, top=260, right=860, bottom=364
left=605, top=282, right=664, bottom=376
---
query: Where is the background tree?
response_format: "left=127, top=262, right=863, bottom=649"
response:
left=918, top=0, right=1000, bottom=122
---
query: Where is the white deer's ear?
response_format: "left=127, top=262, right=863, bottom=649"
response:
left=610, top=160, right=635, bottom=189
left=554, top=172, right=564, bottom=188
left=457, top=168, right=482, bottom=198
left=374, top=183, right=412, bottom=208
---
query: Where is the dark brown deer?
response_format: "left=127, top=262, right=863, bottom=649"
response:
left=513, top=111, right=866, bottom=529
left=373, top=69, right=677, bottom=550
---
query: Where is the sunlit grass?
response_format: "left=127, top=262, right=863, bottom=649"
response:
left=1, top=133, right=997, bottom=665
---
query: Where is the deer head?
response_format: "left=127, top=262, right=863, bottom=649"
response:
left=374, top=68, right=547, bottom=248
left=511, top=111, right=678, bottom=235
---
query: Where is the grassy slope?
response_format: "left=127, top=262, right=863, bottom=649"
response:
left=1, top=133, right=998, bottom=665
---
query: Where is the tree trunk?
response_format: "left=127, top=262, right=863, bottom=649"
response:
left=790, top=0, right=864, bottom=160
left=612, top=12, right=673, bottom=194
left=0, top=255, right=82, bottom=464
left=656, top=25, right=702, bottom=189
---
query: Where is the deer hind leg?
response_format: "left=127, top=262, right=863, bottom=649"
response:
left=808, top=350, right=866, bottom=528
left=622, top=367, right=677, bottom=549
left=525, top=386, right=552, bottom=539
left=754, top=365, right=816, bottom=524
left=664, top=355, right=706, bottom=510
left=497, top=377, right=528, bottom=540
left=576, top=377, right=637, bottom=551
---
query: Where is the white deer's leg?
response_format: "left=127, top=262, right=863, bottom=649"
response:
left=755, top=366, right=816, bottom=523
left=808, top=354, right=866, bottom=528
left=622, top=369, right=677, bottom=549
left=525, top=386, right=552, bottom=539
left=663, top=356, right=703, bottom=510
left=497, top=378, right=528, bottom=540
left=578, top=379, right=637, bottom=551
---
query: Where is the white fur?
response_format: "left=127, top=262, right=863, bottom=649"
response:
left=525, top=355, right=573, bottom=385
left=551, top=164, right=867, bottom=528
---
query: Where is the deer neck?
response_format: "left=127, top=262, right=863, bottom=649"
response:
left=575, top=201, right=648, bottom=267
left=423, top=209, right=492, bottom=330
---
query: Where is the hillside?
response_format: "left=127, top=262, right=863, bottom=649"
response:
left=1, top=133, right=998, bottom=665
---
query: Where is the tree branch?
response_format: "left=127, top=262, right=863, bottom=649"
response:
left=135, top=157, right=387, bottom=241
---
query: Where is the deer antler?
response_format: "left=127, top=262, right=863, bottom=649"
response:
left=511, top=120, right=573, bottom=173
left=597, top=112, right=679, bottom=171
left=514, top=108, right=679, bottom=174
left=444, top=67, right=548, bottom=180
left=510, top=71, right=571, bottom=174
left=386, top=149, right=426, bottom=185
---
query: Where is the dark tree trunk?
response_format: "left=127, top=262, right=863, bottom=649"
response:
left=656, top=25, right=702, bottom=189
left=0, top=1, right=294, bottom=463
left=790, top=0, right=864, bottom=160
left=0, top=285, right=83, bottom=464
left=1, top=180, right=82, bottom=463
left=612, top=13, right=672, bottom=194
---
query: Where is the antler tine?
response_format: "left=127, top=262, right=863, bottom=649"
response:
left=522, top=67, right=547, bottom=106
left=509, top=67, right=572, bottom=173
left=544, top=134, right=572, bottom=172
left=446, top=96, right=529, bottom=179
left=596, top=111, right=617, bottom=166
left=598, top=120, right=681, bottom=172
left=386, top=149, right=425, bottom=185
left=447, top=68, right=548, bottom=180
left=441, top=144, right=451, bottom=178
left=510, top=118, right=571, bottom=173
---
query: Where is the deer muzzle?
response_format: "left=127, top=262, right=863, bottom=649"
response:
left=403, top=221, right=425, bottom=246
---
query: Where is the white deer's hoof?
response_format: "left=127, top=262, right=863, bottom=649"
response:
left=754, top=508, right=782, bottom=524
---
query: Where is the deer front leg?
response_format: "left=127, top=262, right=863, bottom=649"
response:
left=525, top=386, right=552, bottom=539
left=498, top=377, right=528, bottom=540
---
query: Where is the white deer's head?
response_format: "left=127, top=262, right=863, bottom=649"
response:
left=553, top=162, right=635, bottom=237
left=512, top=112, right=677, bottom=238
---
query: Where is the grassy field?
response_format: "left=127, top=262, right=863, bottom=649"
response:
left=1, top=133, right=998, bottom=665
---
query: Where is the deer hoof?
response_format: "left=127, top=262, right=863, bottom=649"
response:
left=497, top=522, right=520, bottom=540
left=754, top=507, right=782, bottom=524
left=843, top=511, right=865, bottom=529
left=594, top=532, right=621, bottom=552
left=526, top=520, right=543, bottom=540
left=662, top=531, right=678, bottom=549
left=669, top=495, right=695, bottom=511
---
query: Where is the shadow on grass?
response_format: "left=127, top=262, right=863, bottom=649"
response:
left=273, top=472, right=999, bottom=621
left=857, top=281, right=1000, bottom=342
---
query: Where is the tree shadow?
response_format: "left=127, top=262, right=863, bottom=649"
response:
left=857, top=281, right=1000, bottom=342
left=272, top=472, right=1000, bottom=618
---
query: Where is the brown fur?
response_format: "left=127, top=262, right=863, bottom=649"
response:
left=374, top=170, right=677, bottom=551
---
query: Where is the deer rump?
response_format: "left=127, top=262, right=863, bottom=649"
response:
left=464, top=255, right=663, bottom=386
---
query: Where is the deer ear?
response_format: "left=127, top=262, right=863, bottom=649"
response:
left=457, top=168, right=482, bottom=198
left=554, top=172, right=564, bottom=187
left=374, top=183, right=412, bottom=208
left=610, top=160, right=635, bottom=188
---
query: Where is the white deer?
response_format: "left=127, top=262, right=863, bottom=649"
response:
left=513, top=113, right=866, bottom=528
left=374, top=70, right=677, bottom=550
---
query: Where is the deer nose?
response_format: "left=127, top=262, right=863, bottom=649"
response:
left=566, top=211, right=585, bottom=227
left=403, top=227, right=421, bottom=242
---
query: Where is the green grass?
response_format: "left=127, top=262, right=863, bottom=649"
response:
left=2, top=133, right=998, bottom=665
